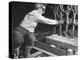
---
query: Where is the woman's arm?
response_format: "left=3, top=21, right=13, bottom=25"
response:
left=35, top=14, right=58, bottom=25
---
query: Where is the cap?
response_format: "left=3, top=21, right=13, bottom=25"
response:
left=35, top=3, right=46, bottom=9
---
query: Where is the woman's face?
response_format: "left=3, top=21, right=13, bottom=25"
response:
left=37, top=7, right=46, bottom=14
left=41, top=7, right=46, bottom=14
left=42, top=7, right=46, bottom=14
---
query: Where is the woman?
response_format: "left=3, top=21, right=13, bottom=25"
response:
left=12, top=3, right=63, bottom=58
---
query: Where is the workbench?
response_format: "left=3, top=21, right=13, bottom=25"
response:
left=33, top=34, right=78, bottom=56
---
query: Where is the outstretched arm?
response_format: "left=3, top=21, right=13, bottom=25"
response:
left=36, top=15, right=58, bottom=25
left=28, top=11, right=63, bottom=25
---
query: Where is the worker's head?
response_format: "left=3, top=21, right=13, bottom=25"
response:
left=35, top=3, right=47, bottom=14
